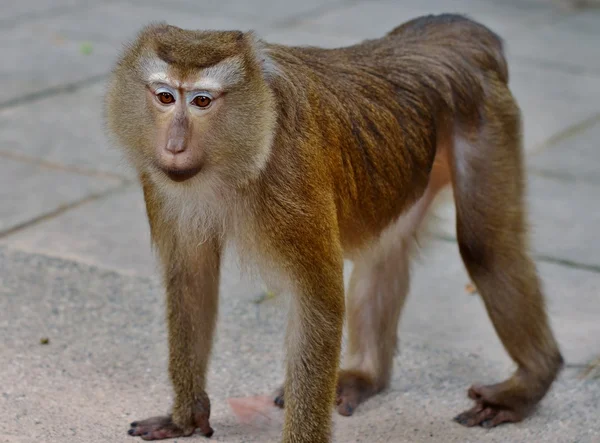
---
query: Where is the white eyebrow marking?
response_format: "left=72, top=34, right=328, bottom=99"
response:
left=147, top=71, right=221, bottom=91
left=143, top=56, right=242, bottom=91
left=183, top=57, right=244, bottom=91
left=188, top=77, right=223, bottom=91
left=141, top=56, right=171, bottom=84
left=148, top=72, right=171, bottom=83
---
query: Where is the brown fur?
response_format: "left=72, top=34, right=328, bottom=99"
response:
left=106, top=14, right=563, bottom=443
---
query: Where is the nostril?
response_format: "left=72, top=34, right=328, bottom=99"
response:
left=166, top=139, right=186, bottom=154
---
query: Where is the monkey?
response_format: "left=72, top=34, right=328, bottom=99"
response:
left=105, top=13, right=564, bottom=443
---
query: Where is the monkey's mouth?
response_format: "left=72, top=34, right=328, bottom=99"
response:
left=161, top=166, right=202, bottom=182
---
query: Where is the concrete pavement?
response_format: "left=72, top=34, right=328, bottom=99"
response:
left=1, top=0, right=599, bottom=441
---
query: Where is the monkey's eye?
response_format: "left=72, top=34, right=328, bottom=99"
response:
left=191, top=95, right=212, bottom=109
left=156, top=92, right=175, bottom=105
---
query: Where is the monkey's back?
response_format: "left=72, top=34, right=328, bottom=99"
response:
left=264, top=14, right=510, bottom=247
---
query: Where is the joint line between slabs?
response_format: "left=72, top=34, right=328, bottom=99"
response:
left=0, top=182, right=133, bottom=240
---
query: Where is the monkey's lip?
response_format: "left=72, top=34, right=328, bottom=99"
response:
left=160, top=166, right=202, bottom=182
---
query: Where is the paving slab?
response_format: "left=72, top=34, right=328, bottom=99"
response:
left=403, top=238, right=600, bottom=367
left=135, top=0, right=349, bottom=25
left=511, top=9, right=600, bottom=74
left=261, top=27, right=360, bottom=48
left=509, top=64, right=600, bottom=151
left=0, top=81, right=130, bottom=179
left=527, top=120, right=600, bottom=185
left=1, top=185, right=156, bottom=275
left=0, top=0, right=89, bottom=25
left=429, top=172, right=600, bottom=268
left=0, top=21, right=114, bottom=106
left=1, top=246, right=599, bottom=443
left=39, top=1, right=266, bottom=46
left=0, top=157, right=122, bottom=235
left=528, top=174, right=600, bottom=266
left=291, top=0, right=554, bottom=43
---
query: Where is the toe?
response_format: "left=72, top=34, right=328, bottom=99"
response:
left=274, top=394, right=285, bottom=408
left=453, top=410, right=479, bottom=427
left=454, top=405, right=495, bottom=427
left=468, top=384, right=485, bottom=400
left=482, top=409, right=520, bottom=428
left=453, top=413, right=470, bottom=426
left=128, top=426, right=145, bottom=437
left=480, top=419, right=494, bottom=429
left=336, top=397, right=356, bottom=417
left=342, top=403, right=354, bottom=416
left=274, top=387, right=285, bottom=408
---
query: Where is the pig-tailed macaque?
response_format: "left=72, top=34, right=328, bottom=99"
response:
left=105, top=13, right=563, bottom=442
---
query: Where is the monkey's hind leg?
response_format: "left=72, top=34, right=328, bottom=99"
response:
left=335, top=235, right=411, bottom=417
left=271, top=238, right=407, bottom=416
left=272, top=240, right=410, bottom=416
left=336, top=147, right=452, bottom=417
left=451, top=82, right=563, bottom=428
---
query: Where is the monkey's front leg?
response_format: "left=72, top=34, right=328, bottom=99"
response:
left=129, top=237, right=221, bottom=440
left=281, top=243, right=345, bottom=443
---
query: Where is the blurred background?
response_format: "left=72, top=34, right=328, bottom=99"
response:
left=1, top=0, right=599, bottom=442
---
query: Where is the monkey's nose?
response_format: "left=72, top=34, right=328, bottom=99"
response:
left=165, top=137, right=186, bottom=154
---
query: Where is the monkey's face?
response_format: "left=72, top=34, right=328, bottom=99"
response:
left=105, top=24, right=277, bottom=188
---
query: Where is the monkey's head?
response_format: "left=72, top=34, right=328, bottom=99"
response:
left=105, top=23, right=277, bottom=187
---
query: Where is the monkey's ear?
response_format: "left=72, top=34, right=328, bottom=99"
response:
left=245, top=31, right=279, bottom=82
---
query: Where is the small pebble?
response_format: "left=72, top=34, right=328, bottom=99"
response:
left=465, top=283, right=478, bottom=294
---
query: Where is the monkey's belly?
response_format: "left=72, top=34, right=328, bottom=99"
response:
left=341, top=139, right=451, bottom=257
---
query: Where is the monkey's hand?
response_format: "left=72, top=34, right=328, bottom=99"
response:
left=128, top=400, right=213, bottom=440
left=128, top=416, right=196, bottom=440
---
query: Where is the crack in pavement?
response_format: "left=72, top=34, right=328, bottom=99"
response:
left=0, top=181, right=133, bottom=240
left=0, top=150, right=129, bottom=182
left=512, top=55, right=600, bottom=78
left=432, top=233, right=600, bottom=274
left=0, top=73, right=108, bottom=110
left=529, top=111, right=600, bottom=156
left=529, top=168, right=600, bottom=186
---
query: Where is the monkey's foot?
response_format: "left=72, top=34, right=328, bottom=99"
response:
left=274, top=369, right=380, bottom=417
left=335, top=370, right=379, bottom=417
left=453, top=383, right=530, bottom=428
